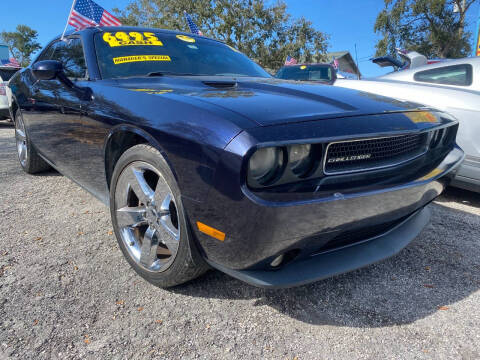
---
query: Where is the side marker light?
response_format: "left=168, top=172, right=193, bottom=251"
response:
left=196, top=221, right=226, bottom=241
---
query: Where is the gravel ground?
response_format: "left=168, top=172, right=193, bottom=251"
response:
left=1, top=122, right=480, bottom=360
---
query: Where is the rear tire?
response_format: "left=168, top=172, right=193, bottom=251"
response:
left=110, top=144, right=209, bottom=288
left=14, top=109, right=51, bottom=174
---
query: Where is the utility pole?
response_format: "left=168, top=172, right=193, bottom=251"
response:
left=354, top=43, right=360, bottom=79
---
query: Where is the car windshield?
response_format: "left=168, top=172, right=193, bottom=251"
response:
left=0, top=68, right=19, bottom=81
left=94, top=30, right=271, bottom=79
left=276, top=65, right=333, bottom=82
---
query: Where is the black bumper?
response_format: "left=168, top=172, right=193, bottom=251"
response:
left=0, top=107, right=10, bottom=119
left=206, top=206, right=430, bottom=288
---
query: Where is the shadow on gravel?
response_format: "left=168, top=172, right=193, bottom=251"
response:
left=172, top=187, right=480, bottom=328
left=436, top=186, right=480, bottom=208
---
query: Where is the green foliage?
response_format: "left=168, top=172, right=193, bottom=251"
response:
left=1, top=25, right=42, bottom=66
left=374, top=0, right=479, bottom=58
left=113, top=0, right=329, bottom=70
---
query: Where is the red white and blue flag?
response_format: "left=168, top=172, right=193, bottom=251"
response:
left=68, top=0, right=121, bottom=30
left=285, top=56, right=297, bottom=65
left=0, top=57, right=21, bottom=68
left=332, top=56, right=339, bottom=70
left=184, top=11, right=203, bottom=35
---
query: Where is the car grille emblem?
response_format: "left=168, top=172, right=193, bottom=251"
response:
left=327, top=154, right=372, bottom=163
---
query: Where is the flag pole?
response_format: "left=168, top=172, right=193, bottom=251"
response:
left=61, top=0, right=77, bottom=40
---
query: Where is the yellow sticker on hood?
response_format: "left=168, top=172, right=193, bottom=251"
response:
left=176, top=34, right=195, bottom=43
left=130, top=88, right=173, bottom=95
left=113, top=55, right=171, bottom=64
left=405, top=111, right=438, bottom=124
left=103, top=32, right=163, bottom=47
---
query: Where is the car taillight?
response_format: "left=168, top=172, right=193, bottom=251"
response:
left=0, top=83, right=6, bottom=96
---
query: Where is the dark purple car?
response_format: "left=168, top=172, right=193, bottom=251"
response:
left=9, top=26, right=463, bottom=288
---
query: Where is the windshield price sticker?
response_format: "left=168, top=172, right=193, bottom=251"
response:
left=113, top=55, right=171, bottom=65
left=103, top=32, right=164, bottom=47
left=176, top=34, right=195, bottom=43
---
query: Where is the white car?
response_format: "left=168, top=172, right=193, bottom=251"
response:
left=0, top=67, right=19, bottom=121
left=335, top=57, right=480, bottom=192
left=378, top=57, right=480, bottom=91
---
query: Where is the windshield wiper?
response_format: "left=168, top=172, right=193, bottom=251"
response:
left=146, top=71, right=202, bottom=77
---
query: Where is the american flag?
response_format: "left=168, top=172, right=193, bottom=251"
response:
left=68, top=0, right=121, bottom=30
left=184, top=11, right=203, bottom=35
left=284, top=56, right=297, bottom=66
left=332, top=57, right=339, bottom=70
left=0, top=57, right=21, bottom=68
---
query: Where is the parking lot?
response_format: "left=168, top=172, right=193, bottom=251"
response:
left=0, top=122, right=479, bottom=359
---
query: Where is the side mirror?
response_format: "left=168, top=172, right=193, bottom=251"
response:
left=32, top=60, right=63, bottom=80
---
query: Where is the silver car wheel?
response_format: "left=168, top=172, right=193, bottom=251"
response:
left=114, top=161, right=180, bottom=273
left=15, top=114, right=28, bottom=167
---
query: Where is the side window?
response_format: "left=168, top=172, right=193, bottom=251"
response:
left=414, top=64, right=473, bottom=86
left=36, top=42, right=57, bottom=62
left=51, top=38, right=87, bottom=80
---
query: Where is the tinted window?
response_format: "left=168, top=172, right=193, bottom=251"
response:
left=0, top=68, right=19, bottom=81
left=94, top=31, right=270, bottom=79
left=414, top=64, right=473, bottom=86
left=51, top=38, right=87, bottom=79
left=36, top=43, right=57, bottom=62
left=276, top=65, right=334, bottom=82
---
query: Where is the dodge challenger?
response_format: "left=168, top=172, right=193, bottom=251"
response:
left=9, top=27, right=464, bottom=288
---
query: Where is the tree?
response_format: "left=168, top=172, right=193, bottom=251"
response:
left=374, top=0, right=479, bottom=58
left=113, top=0, right=329, bottom=70
left=1, top=25, right=41, bottom=66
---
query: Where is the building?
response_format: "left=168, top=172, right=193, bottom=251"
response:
left=0, top=44, right=9, bottom=61
left=326, top=51, right=361, bottom=79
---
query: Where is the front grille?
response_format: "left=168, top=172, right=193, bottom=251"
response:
left=324, top=133, right=428, bottom=175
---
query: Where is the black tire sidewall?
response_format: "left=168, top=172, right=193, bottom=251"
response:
left=109, top=144, right=205, bottom=287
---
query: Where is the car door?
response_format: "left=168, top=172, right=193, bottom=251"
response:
left=49, top=37, right=111, bottom=200
left=21, top=41, right=62, bottom=161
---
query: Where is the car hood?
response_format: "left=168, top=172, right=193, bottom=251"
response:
left=108, top=76, right=424, bottom=127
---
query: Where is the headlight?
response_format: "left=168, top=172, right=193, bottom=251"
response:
left=288, top=144, right=314, bottom=177
left=248, top=147, right=283, bottom=185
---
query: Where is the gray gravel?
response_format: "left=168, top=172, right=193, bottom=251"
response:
left=1, top=122, right=480, bottom=360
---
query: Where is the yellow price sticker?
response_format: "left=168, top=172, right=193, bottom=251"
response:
left=176, top=34, right=195, bottom=43
left=103, top=32, right=163, bottom=47
left=113, top=55, right=171, bottom=65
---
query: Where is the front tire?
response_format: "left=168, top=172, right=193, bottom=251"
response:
left=110, top=144, right=209, bottom=288
left=14, top=109, right=51, bottom=174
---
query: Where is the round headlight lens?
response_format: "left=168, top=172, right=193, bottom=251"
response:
left=289, top=144, right=313, bottom=177
left=248, top=147, right=281, bottom=184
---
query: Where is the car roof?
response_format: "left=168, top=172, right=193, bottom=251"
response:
left=380, top=57, right=480, bottom=80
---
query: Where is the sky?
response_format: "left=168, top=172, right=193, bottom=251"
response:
left=2, top=0, right=480, bottom=77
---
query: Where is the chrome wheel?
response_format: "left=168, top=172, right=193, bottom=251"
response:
left=114, top=161, right=180, bottom=273
left=15, top=114, right=27, bottom=167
